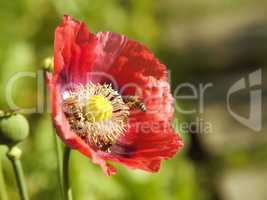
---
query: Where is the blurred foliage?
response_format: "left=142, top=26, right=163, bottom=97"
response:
left=0, top=0, right=266, bottom=200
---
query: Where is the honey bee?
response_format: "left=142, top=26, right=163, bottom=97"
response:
left=123, top=96, right=147, bottom=112
left=63, top=96, right=85, bottom=130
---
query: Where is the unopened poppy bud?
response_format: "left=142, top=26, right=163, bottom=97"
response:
left=43, top=57, right=54, bottom=72
left=7, top=146, right=22, bottom=160
left=0, top=113, right=29, bottom=146
left=0, top=110, right=4, bottom=117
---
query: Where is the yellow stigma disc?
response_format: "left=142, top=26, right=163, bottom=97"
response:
left=84, top=95, right=113, bottom=123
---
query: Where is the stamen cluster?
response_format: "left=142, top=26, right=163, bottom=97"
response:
left=62, top=83, right=129, bottom=151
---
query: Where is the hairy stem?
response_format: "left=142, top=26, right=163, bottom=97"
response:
left=54, top=133, right=64, bottom=199
left=0, top=156, right=8, bottom=200
left=7, top=146, right=29, bottom=200
left=63, top=147, right=72, bottom=200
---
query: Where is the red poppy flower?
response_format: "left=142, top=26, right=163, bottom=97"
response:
left=47, top=15, right=183, bottom=176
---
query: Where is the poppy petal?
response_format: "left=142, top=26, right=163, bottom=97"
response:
left=99, top=125, right=182, bottom=172
left=54, top=15, right=97, bottom=84
left=91, top=32, right=128, bottom=84
left=91, top=33, right=167, bottom=94
left=48, top=72, right=118, bottom=175
left=47, top=72, right=91, bottom=156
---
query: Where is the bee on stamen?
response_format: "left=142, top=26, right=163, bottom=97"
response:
left=61, top=83, right=130, bottom=152
left=63, top=96, right=85, bottom=130
left=123, top=96, right=147, bottom=112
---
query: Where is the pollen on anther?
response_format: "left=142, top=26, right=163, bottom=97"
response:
left=62, top=83, right=129, bottom=151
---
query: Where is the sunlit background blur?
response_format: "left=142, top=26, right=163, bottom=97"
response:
left=0, top=0, right=267, bottom=200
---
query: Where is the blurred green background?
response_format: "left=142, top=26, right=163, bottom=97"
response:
left=0, top=0, right=267, bottom=200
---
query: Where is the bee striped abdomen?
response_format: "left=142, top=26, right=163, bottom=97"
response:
left=123, top=96, right=147, bottom=112
left=63, top=96, right=85, bottom=130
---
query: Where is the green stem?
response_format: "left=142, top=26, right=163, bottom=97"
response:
left=7, top=146, right=29, bottom=200
left=63, top=147, right=72, bottom=200
left=0, top=156, right=8, bottom=200
left=54, top=133, right=64, bottom=199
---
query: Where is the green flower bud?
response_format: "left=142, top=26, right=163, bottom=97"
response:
left=43, top=57, right=54, bottom=72
left=0, top=114, right=29, bottom=146
left=7, top=146, right=22, bottom=160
